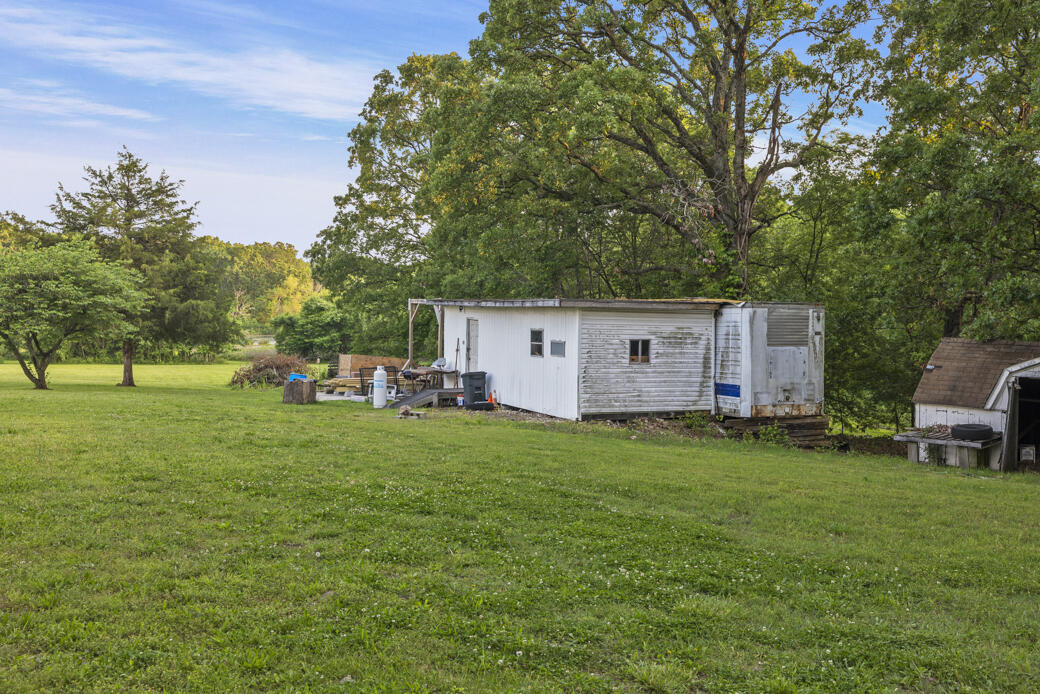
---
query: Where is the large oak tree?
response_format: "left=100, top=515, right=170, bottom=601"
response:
left=471, top=0, right=875, bottom=293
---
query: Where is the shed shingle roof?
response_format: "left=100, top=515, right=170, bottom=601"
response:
left=913, top=338, right=1040, bottom=408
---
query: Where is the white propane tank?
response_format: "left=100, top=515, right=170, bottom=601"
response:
left=372, top=366, right=388, bottom=408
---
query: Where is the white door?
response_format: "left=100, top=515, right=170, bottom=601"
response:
left=466, top=319, right=478, bottom=372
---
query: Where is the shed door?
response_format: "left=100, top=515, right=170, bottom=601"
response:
left=466, top=318, right=478, bottom=372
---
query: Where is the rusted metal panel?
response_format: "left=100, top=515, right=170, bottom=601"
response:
left=578, top=309, right=714, bottom=415
left=750, top=403, right=822, bottom=418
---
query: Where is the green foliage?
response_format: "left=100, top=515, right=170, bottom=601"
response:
left=50, top=148, right=239, bottom=383
left=272, top=295, right=351, bottom=360
left=2, top=363, right=1040, bottom=691
left=308, top=55, right=463, bottom=357
left=756, top=424, right=792, bottom=447
left=681, top=411, right=718, bottom=435
left=201, top=237, right=316, bottom=325
left=0, top=211, right=62, bottom=249
left=0, top=241, right=144, bottom=388
left=471, top=0, right=877, bottom=292
left=867, top=0, right=1040, bottom=341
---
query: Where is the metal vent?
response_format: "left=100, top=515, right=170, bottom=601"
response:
left=767, top=308, right=809, bottom=347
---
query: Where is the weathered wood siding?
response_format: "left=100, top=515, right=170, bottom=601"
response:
left=443, top=306, right=581, bottom=419
left=914, top=404, right=1005, bottom=468
left=915, top=404, right=1004, bottom=430
left=578, top=309, right=714, bottom=416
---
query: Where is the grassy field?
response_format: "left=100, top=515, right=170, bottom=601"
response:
left=1, top=364, right=1039, bottom=693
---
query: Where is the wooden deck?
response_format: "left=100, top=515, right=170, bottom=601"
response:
left=390, top=388, right=463, bottom=410
left=893, top=430, right=1002, bottom=450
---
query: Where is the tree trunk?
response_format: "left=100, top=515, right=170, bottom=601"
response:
left=943, top=303, right=965, bottom=337
left=32, top=360, right=49, bottom=390
left=120, top=340, right=136, bottom=387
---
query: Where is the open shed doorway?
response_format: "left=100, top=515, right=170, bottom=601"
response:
left=1016, top=377, right=1040, bottom=470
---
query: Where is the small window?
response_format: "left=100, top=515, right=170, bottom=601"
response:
left=530, top=329, right=544, bottom=356
left=550, top=340, right=566, bottom=357
left=629, top=339, right=650, bottom=364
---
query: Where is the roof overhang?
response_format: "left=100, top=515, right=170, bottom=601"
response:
left=984, top=356, right=1040, bottom=409
left=410, top=297, right=740, bottom=311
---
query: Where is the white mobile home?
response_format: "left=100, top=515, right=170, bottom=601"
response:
left=407, top=298, right=824, bottom=421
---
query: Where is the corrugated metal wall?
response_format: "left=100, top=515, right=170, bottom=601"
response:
left=578, top=310, right=714, bottom=415
left=766, top=306, right=810, bottom=347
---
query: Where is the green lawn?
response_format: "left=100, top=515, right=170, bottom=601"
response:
left=1, top=364, right=1039, bottom=693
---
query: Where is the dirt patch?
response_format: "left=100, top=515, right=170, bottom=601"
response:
left=455, top=407, right=905, bottom=458
left=835, top=435, right=906, bottom=457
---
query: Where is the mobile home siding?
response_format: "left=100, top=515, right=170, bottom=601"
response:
left=714, top=307, right=743, bottom=416
left=578, top=309, right=714, bottom=415
left=443, top=306, right=581, bottom=420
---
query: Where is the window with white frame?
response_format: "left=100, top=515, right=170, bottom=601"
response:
left=530, top=329, right=544, bottom=356
left=629, top=339, right=650, bottom=363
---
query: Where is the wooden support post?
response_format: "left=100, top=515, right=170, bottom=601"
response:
left=405, top=300, right=420, bottom=370
left=436, top=306, right=444, bottom=359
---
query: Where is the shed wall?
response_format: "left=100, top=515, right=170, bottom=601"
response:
left=915, top=404, right=1005, bottom=430
left=914, top=404, right=1005, bottom=468
left=443, top=306, right=580, bottom=420
left=578, top=309, right=714, bottom=415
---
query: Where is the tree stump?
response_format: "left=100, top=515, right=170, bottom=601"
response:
left=283, top=379, right=316, bottom=405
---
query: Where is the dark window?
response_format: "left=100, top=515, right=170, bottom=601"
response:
left=530, top=329, right=544, bottom=356
left=629, top=339, right=650, bottom=363
left=550, top=340, right=565, bottom=357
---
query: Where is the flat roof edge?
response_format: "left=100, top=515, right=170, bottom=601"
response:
left=409, top=297, right=754, bottom=310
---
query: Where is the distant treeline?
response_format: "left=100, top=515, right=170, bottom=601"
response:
left=1, top=150, right=316, bottom=377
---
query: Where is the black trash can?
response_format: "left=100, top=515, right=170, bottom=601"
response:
left=461, top=371, right=487, bottom=403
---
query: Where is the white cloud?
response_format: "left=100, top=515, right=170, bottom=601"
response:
left=0, top=146, right=343, bottom=249
left=0, top=85, right=157, bottom=121
left=0, top=4, right=378, bottom=122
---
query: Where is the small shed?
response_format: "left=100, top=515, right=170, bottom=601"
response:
left=406, top=298, right=824, bottom=421
left=901, top=338, right=1040, bottom=470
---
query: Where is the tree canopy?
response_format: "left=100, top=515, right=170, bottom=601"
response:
left=51, top=148, right=238, bottom=385
left=0, top=241, right=144, bottom=389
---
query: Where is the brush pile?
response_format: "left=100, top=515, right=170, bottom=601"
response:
left=231, top=354, right=310, bottom=388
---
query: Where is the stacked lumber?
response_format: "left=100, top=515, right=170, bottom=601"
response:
left=338, top=354, right=407, bottom=376
left=720, top=415, right=830, bottom=448
left=320, top=377, right=363, bottom=394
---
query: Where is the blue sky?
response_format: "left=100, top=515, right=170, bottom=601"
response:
left=0, top=0, right=487, bottom=250
left=1, top=1, right=883, bottom=252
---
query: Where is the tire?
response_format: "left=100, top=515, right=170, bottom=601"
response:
left=951, top=423, right=993, bottom=441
